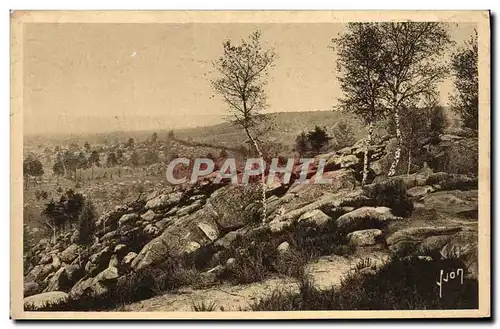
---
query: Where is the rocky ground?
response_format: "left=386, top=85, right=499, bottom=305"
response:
left=23, top=133, right=479, bottom=312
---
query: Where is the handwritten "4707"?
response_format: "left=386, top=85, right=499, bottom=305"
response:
left=437, top=269, right=464, bottom=298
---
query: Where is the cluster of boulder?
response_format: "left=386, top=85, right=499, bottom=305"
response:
left=23, top=133, right=479, bottom=311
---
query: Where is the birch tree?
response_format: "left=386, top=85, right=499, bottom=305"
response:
left=333, top=23, right=386, bottom=186
left=211, top=31, right=276, bottom=223
left=377, top=22, right=451, bottom=177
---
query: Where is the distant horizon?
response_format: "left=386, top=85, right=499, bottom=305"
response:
left=23, top=109, right=340, bottom=138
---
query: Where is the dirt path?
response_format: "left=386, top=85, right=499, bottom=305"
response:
left=120, top=248, right=390, bottom=312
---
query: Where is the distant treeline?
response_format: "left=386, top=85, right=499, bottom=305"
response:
left=172, top=137, right=246, bottom=156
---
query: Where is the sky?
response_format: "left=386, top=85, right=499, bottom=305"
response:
left=23, top=22, right=476, bottom=135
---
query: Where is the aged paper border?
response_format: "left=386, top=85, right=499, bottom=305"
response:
left=10, top=10, right=491, bottom=320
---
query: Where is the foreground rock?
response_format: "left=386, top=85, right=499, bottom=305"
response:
left=131, top=205, right=220, bottom=270
left=440, top=230, right=478, bottom=279
left=347, top=229, right=382, bottom=246
left=24, top=291, right=69, bottom=311
left=420, top=190, right=478, bottom=215
left=70, top=266, right=119, bottom=300
left=298, top=209, right=331, bottom=226
left=336, top=206, right=402, bottom=232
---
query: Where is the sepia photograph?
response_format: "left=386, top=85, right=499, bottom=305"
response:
left=10, top=10, right=490, bottom=319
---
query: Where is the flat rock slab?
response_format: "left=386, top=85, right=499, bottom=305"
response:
left=24, top=291, right=69, bottom=311
left=347, top=229, right=383, bottom=246
left=336, top=206, right=402, bottom=232
left=305, top=250, right=390, bottom=290
left=386, top=226, right=462, bottom=246
left=120, top=278, right=300, bottom=312
left=421, top=190, right=478, bottom=215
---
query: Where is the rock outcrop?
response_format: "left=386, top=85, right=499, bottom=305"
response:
left=23, top=134, right=479, bottom=310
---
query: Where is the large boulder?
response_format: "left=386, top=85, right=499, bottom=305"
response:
left=421, top=190, right=478, bottom=215
left=336, top=206, right=402, bottom=232
left=406, top=185, right=435, bottom=199
left=298, top=209, right=331, bottom=226
left=416, top=235, right=455, bottom=254
left=176, top=200, right=203, bottom=217
left=347, top=229, right=382, bottom=246
left=428, top=137, right=478, bottom=175
left=122, top=252, right=137, bottom=267
left=324, top=154, right=360, bottom=171
left=85, top=246, right=112, bottom=276
left=70, top=266, right=119, bottom=301
left=214, top=231, right=241, bottom=249
left=286, top=169, right=357, bottom=203
left=43, top=267, right=70, bottom=292
left=130, top=236, right=171, bottom=270
left=131, top=207, right=220, bottom=270
left=154, top=217, right=174, bottom=231
left=25, top=263, right=55, bottom=283
left=207, top=185, right=260, bottom=231
left=197, top=222, right=219, bottom=241
left=100, top=230, right=119, bottom=242
left=145, top=192, right=183, bottom=211
left=94, top=266, right=119, bottom=283
left=440, top=231, right=478, bottom=279
left=386, top=226, right=462, bottom=255
left=118, top=213, right=140, bottom=227
left=64, top=263, right=84, bottom=286
left=39, top=254, right=52, bottom=265
left=140, top=210, right=157, bottom=222
left=69, top=277, right=94, bottom=300
left=184, top=241, right=201, bottom=254
left=59, top=244, right=80, bottom=263
left=24, top=291, right=69, bottom=311
left=143, top=224, right=160, bottom=236
left=281, top=189, right=369, bottom=222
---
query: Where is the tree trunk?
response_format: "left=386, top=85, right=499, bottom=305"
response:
left=362, top=121, right=374, bottom=186
left=77, top=246, right=82, bottom=267
left=244, top=127, right=267, bottom=223
left=46, top=222, right=56, bottom=244
left=388, top=108, right=402, bottom=177
left=407, top=149, right=412, bottom=176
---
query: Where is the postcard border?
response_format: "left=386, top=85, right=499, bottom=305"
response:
left=10, top=10, right=491, bottom=320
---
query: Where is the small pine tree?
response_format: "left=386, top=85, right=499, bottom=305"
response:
left=429, top=106, right=446, bottom=142
left=77, top=200, right=97, bottom=250
left=332, top=121, right=356, bottom=149
left=306, top=126, right=331, bottom=155
left=130, top=151, right=140, bottom=167
left=295, top=132, right=310, bottom=157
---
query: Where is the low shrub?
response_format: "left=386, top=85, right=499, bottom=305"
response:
left=364, top=179, right=414, bottom=217
left=66, top=253, right=206, bottom=311
left=217, top=220, right=351, bottom=284
left=251, top=256, right=478, bottom=311
left=216, top=228, right=296, bottom=284
left=192, top=300, right=218, bottom=312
